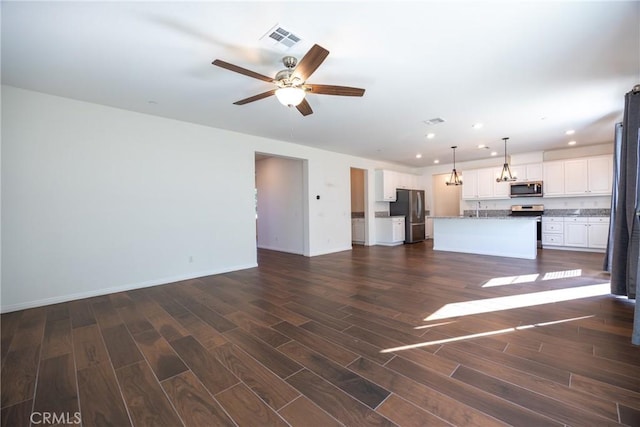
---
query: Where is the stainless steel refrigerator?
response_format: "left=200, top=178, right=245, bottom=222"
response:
left=389, top=189, right=426, bottom=243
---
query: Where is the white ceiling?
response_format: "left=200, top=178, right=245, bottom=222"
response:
left=2, top=1, right=639, bottom=166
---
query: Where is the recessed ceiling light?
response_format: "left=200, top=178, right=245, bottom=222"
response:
left=472, top=123, right=484, bottom=129
left=426, top=133, right=435, bottom=139
left=568, top=140, right=577, bottom=145
left=490, top=151, right=498, bottom=156
left=565, top=129, right=575, bottom=135
left=434, top=159, right=440, bottom=164
left=416, top=154, right=422, bottom=159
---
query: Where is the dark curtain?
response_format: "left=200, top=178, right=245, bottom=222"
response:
left=605, top=85, right=640, bottom=345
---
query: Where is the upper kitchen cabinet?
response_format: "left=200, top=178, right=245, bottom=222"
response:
left=543, top=161, right=565, bottom=196
left=375, top=169, right=421, bottom=202
left=543, top=155, right=612, bottom=197
left=461, top=170, right=478, bottom=200
left=585, top=156, right=613, bottom=195
left=375, top=169, right=397, bottom=201
left=396, top=172, right=419, bottom=190
left=511, top=163, right=543, bottom=182
left=462, top=167, right=509, bottom=200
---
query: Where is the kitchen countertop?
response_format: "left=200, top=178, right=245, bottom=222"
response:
left=542, top=214, right=610, bottom=218
left=433, top=216, right=538, bottom=220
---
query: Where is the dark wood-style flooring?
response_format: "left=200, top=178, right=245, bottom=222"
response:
left=1, top=241, right=639, bottom=426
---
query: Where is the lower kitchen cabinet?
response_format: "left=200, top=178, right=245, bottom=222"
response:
left=542, top=217, right=564, bottom=246
left=564, top=218, right=589, bottom=247
left=542, top=216, right=609, bottom=252
left=587, top=217, right=609, bottom=249
left=376, top=217, right=405, bottom=246
left=351, top=218, right=365, bottom=244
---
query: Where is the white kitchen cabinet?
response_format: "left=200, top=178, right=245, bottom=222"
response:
left=543, top=161, right=565, bottom=196
left=461, top=170, right=478, bottom=199
left=396, top=173, right=419, bottom=190
left=512, top=163, right=543, bottom=182
left=564, top=217, right=589, bottom=247
left=564, top=156, right=612, bottom=196
left=375, top=170, right=421, bottom=202
left=586, top=156, right=613, bottom=195
left=351, top=218, right=365, bottom=244
left=376, top=217, right=405, bottom=246
left=587, top=217, right=610, bottom=249
left=525, top=163, right=543, bottom=181
left=462, top=167, right=509, bottom=200
left=543, top=216, right=609, bottom=251
left=542, top=217, right=564, bottom=247
left=543, top=155, right=612, bottom=197
left=563, top=160, right=590, bottom=195
left=375, top=170, right=397, bottom=202
left=477, top=168, right=495, bottom=199
left=493, top=175, right=511, bottom=198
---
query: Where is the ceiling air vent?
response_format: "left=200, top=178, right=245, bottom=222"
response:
left=261, top=24, right=302, bottom=51
left=424, top=118, right=446, bottom=125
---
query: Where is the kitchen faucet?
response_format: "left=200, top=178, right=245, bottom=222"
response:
left=476, top=201, right=481, bottom=217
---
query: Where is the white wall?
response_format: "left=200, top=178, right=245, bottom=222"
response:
left=256, top=156, right=305, bottom=255
left=1, top=86, right=408, bottom=311
left=2, top=86, right=260, bottom=311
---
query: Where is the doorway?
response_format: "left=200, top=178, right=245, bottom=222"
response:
left=255, top=153, right=308, bottom=255
left=432, top=173, right=461, bottom=217
left=350, top=168, right=367, bottom=245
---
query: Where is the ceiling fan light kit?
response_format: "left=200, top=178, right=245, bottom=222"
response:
left=212, top=44, right=365, bottom=116
left=497, top=137, right=517, bottom=182
left=445, top=146, right=463, bottom=186
left=275, top=87, right=305, bottom=106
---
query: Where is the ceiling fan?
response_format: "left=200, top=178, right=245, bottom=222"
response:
left=212, top=44, right=365, bottom=116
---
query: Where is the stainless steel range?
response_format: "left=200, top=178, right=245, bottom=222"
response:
left=510, top=205, right=544, bottom=247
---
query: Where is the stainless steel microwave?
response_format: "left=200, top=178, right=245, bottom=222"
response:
left=510, top=181, right=543, bottom=198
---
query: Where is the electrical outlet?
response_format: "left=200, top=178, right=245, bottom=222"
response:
left=189, top=256, right=194, bottom=263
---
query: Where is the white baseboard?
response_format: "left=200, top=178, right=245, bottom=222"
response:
left=0, top=263, right=258, bottom=313
left=307, top=246, right=353, bottom=257
left=256, top=244, right=304, bottom=255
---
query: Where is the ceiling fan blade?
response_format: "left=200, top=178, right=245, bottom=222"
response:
left=296, top=98, right=313, bottom=116
left=212, top=59, right=273, bottom=82
left=292, top=44, right=330, bottom=81
left=233, top=90, right=276, bottom=105
left=308, top=84, right=365, bottom=97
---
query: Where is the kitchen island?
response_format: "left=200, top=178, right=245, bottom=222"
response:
left=433, top=216, right=538, bottom=259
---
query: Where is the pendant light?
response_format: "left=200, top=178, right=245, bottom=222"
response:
left=496, top=137, right=517, bottom=182
left=445, top=146, right=463, bottom=186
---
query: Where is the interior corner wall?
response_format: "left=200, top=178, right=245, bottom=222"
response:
left=1, top=86, right=259, bottom=312
left=255, top=156, right=304, bottom=254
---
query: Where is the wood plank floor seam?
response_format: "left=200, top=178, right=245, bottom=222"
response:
left=80, top=300, right=136, bottom=427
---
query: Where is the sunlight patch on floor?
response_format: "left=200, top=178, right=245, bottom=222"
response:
left=542, top=269, right=582, bottom=281
left=413, top=320, right=457, bottom=330
left=381, top=315, right=594, bottom=353
left=424, top=282, right=610, bottom=321
left=482, top=273, right=540, bottom=287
